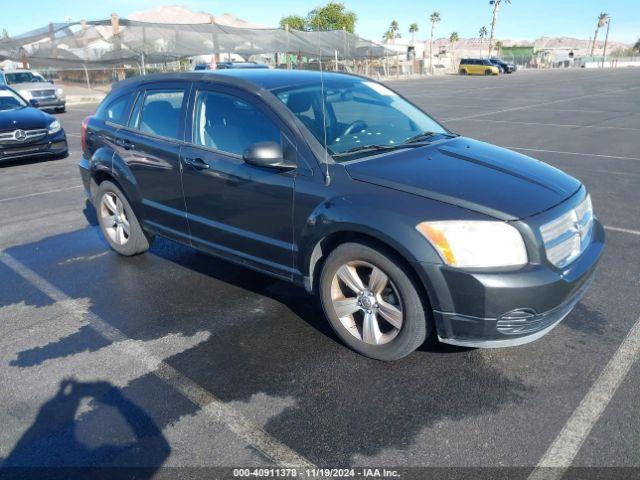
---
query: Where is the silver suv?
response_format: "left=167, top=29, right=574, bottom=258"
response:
left=0, top=70, right=66, bottom=112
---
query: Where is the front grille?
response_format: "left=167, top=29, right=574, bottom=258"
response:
left=0, top=128, right=48, bottom=144
left=540, top=195, right=593, bottom=268
left=31, top=89, right=56, bottom=98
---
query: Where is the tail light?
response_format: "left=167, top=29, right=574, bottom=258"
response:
left=81, top=116, right=91, bottom=153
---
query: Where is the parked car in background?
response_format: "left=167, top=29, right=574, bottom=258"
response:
left=194, top=61, right=269, bottom=71
left=0, top=70, right=66, bottom=112
left=79, top=70, right=603, bottom=360
left=489, top=58, right=517, bottom=73
left=0, top=86, right=68, bottom=163
left=458, top=59, right=500, bottom=75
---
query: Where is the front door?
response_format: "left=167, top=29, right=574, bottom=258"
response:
left=180, top=85, right=296, bottom=279
left=115, top=84, right=190, bottom=243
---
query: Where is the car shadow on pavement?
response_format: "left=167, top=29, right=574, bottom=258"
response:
left=0, top=378, right=170, bottom=479
left=2, top=223, right=530, bottom=466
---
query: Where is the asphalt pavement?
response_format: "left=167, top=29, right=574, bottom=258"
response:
left=0, top=68, right=639, bottom=479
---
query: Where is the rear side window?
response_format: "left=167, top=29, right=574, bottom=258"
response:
left=97, top=93, right=132, bottom=125
left=137, top=90, right=184, bottom=140
left=192, top=91, right=281, bottom=156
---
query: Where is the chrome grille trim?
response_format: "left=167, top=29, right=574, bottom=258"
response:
left=540, top=195, right=593, bottom=268
left=0, top=128, right=48, bottom=143
left=31, top=89, right=56, bottom=98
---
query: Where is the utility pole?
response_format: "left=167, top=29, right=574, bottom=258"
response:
left=601, top=17, right=611, bottom=68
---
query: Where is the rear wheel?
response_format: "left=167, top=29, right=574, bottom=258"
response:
left=319, top=242, right=428, bottom=361
left=459, top=68, right=468, bottom=75
left=485, top=69, right=493, bottom=75
left=96, top=181, right=153, bottom=256
left=55, top=106, right=66, bottom=113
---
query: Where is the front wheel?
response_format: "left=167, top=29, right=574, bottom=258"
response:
left=485, top=69, right=493, bottom=75
left=319, top=242, right=428, bottom=361
left=459, top=69, right=468, bottom=75
left=96, top=181, right=153, bottom=256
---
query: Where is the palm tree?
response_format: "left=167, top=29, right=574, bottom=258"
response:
left=590, top=12, right=609, bottom=56
left=495, top=40, right=503, bottom=57
left=479, top=26, right=488, bottom=57
left=634, top=38, right=640, bottom=53
left=488, top=0, right=511, bottom=58
left=429, top=12, right=441, bottom=75
left=390, top=20, right=400, bottom=40
left=409, top=23, right=419, bottom=45
left=449, top=32, right=459, bottom=71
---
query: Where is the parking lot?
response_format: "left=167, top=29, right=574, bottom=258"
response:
left=1, top=68, right=639, bottom=478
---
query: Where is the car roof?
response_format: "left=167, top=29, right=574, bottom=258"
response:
left=111, top=69, right=363, bottom=94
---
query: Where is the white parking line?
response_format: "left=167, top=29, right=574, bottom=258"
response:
left=443, top=85, right=640, bottom=122
left=605, top=226, right=640, bottom=236
left=528, top=315, right=640, bottom=480
left=0, top=185, right=83, bottom=203
left=505, top=147, right=640, bottom=162
left=448, top=118, right=640, bottom=132
left=0, top=252, right=315, bottom=468
left=65, top=132, right=81, bottom=137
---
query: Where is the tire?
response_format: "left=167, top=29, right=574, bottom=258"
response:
left=55, top=106, right=66, bottom=113
left=319, top=242, right=429, bottom=361
left=96, top=180, right=153, bottom=256
left=485, top=69, right=493, bottom=75
left=459, top=69, right=467, bottom=75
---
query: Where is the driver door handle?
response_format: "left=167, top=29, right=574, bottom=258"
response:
left=115, top=138, right=135, bottom=150
left=183, top=157, right=210, bottom=170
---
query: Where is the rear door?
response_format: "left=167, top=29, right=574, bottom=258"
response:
left=180, top=83, right=297, bottom=279
left=115, top=82, right=190, bottom=242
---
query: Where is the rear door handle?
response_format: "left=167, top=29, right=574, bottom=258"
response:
left=115, top=138, right=134, bottom=150
left=183, top=157, right=210, bottom=170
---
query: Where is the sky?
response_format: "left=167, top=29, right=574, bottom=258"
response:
left=1, top=0, right=638, bottom=44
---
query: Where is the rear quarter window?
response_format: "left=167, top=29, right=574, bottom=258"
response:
left=96, top=92, right=133, bottom=125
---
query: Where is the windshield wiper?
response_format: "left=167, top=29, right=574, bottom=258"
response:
left=333, top=143, right=425, bottom=158
left=402, top=131, right=458, bottom=145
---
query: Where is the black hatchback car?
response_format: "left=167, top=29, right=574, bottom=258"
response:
left=0, top=87, right=68, bottom=163
left=79, top=70, right=604, bottom=360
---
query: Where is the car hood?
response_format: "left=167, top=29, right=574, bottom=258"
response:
left=344, top=136, right=581, bottom=220
left=12, top=82, right=54, bottom=92
left=0, top=107, right=52, bottom=131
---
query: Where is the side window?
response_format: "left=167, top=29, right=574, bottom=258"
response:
left=97, top=93, right=132, bottom=125
left=128, top=91, right=144, bottom=128
left=138, top=90, right=184, bottom=140
left=0, top=75, right=5, bottom=86
left=193, top=91, right=281, bottom=156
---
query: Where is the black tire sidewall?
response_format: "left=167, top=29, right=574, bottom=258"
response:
left=96, top=181, right=150, bottom=256
left=319, top=242, right=428, bottom=361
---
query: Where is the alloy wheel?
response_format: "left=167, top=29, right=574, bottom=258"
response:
left=330, top=261, right=404, bottom=345
left=100, top=191, right=130, bottom=246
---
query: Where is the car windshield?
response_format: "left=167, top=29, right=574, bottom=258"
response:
left=4, top=72, right=38, bottom=84
left=273, top=77, right=448, bottom=161
left=0, top=89, right=28, bottom=111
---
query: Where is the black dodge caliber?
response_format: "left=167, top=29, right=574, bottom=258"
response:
left=0, top=86, right=68, bottom=163
left=79, top=70, right=604, bottom=360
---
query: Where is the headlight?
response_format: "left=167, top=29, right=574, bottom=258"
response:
left=416, top=220, right=528, bottom=268
left=55, top=87, right=65, bottom=97
left=20, top=90, right=32, bottom=99
left=48, top=120, right=62, bottom=135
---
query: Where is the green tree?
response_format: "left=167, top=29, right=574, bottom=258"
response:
left=590, top=12, right=609, bottom=56
left=634, top=38, right=640, bottom=53
left=488, top=0, right=511, bottom=58
left=495, top=40, right=503, bottom=56
left=409, top=23, right=419, bottom=44
left=429, top=12, right=441, bottom=74
left=1, top=28, right=8, bottom=39
left=449, top=32, right=459, bottom=71
left=306, top=2, right=357, bottom=33
left=479, top=26, right=488, bottom=57
left=279, top=15, right=306, bottom=31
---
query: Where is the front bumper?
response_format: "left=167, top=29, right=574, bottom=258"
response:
left=0, top=130, right=67, bottom=162
left=417, top=219, right=605, bottom=348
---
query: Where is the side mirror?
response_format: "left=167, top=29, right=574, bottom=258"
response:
left=29, top=99, right=40, bottom=108
left=242, top=141, right=295, bottom=170
left=48, top=79, right=54, bottom=84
